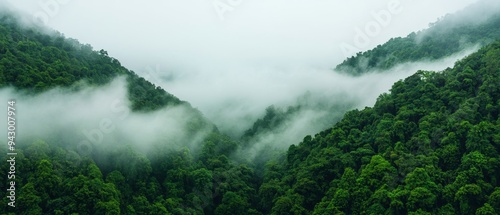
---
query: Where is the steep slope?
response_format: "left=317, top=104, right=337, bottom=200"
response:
left=240, top=0, right=500, bottom=159
left=335, top=0, right=500, bottom=75
left=239, top=97, right=357, bottom=178
left=0, top=13, right=185, bottom=112
left=0, top=11, right=216, bottom=146
left=241, top=99, right=352, bottom=145
left=0, top=12, right=263, bottom=215
left=261, top=41, right=500, bottom=214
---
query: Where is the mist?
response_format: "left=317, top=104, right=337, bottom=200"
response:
left=0, top=51, right=475, bottom=165
left=180, top=44, right=482, bottom=136
left=5, top=0, right=477, bottom=67
left=238, top=46, right=479, bottom=163
left=0, top=78, right=213, bottom=158
left=0, top=0, right=489, bottom=151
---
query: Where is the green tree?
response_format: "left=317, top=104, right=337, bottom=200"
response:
left=17, top=183, right=43, bottom=215
left=215, top=192, right=249, bottom=215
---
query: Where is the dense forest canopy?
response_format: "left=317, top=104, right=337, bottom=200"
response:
left=264, top=41, right=500, bottom=214
left=1, top=3, right=500, bottom=215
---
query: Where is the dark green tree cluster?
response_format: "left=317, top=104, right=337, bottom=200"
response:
left=0, top=133, right=263, bottom=214
left=242, top=106, right=300, bottom=143
left=335, top=1, right=500, bottom=75
left=259, top=41, right=500, bottom=214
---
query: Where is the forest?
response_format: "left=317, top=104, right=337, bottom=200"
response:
left=265, top=41, right=500, bottom=214
left=1, top=3, right=500, bottom=215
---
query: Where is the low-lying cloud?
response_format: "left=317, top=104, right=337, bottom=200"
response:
left=0, top=46, right=480, bottom=162
left=238, top=46, right=480, bottom=162
left=155, top=46, right=479, bottom=139
left=0, top=78, right=212, bottom=157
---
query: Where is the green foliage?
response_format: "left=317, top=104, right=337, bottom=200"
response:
left=261, top=41, right=500, bottom=214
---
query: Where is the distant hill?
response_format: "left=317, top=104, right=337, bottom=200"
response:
left=335, top=0, right=500, bottom=75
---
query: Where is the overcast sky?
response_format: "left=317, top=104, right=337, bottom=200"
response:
left=6, top=0, right=477, bottom=70
left=3, top=0, right=481, bottom=135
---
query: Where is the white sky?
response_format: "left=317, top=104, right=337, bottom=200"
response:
left=5, top=1, right=477, bottom=70
left=3, top=0, right=481, bottom=135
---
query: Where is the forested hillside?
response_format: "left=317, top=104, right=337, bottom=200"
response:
left=242, top=0, right=500, bottom=156
left=261, top=41, right=500, bottom=214
left=2, top=4, right=500, bottom=215
left=0, top=13, right=186, bottom=112
left=0, top=12, right=261, bottom=215
left=335, top=0, right=500, bottom=75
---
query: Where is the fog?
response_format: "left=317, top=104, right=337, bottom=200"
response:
left=0, top=46, right=477, bottom=164
left=239, top=46, right=479, bottom=161
left=0, top=78, right=213, bottom=157
left=179, top=45, right=480, bottom=137
left=5, top=0, right=477, bottom=67
left=1, top=0, right=488, bottom=147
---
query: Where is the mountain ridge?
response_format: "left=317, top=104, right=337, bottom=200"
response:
left=335, top=0, right=500, bottom=75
